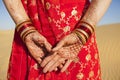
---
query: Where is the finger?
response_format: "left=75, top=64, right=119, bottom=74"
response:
left=43, top=55, right=60, bottom=73
left=34, top=38, right=44, bottom=47
left=36, top=58, right=42, bottom=64
left=44, top=41, right=52, bottom=52
left=26, top=40, right=44, bottom=63
left=61, top=60, right=72, bottom=72
left=52, top=40, right=65, bottom=51
left=41, top=52, right=57, bottom=67
left=29, top=46, right=44, bottom=63
left=33, top=36, right=52, bottom=52
left=49, top=58, right=65, bottom=72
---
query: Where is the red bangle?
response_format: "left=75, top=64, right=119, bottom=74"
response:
left=21, top=29, right=36, bottom=42
left=75, top=29, right=88, bottom=41
left=16, top=20, right=31, bottom=28
left=77, top=25, right=92, bottom=37
left=73, top=21, right=95, bottom=44
left=16, top=20, right=36, bottom=42
left=17, top=23, right=33, bottom=35
left=80, top=21, right=94, bottom=32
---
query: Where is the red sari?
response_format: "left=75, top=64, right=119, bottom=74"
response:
left=7, top=0, right=101, bottom=80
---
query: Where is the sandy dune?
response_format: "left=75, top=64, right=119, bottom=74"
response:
left=96, top=24, right=120, bottom=80
left=0, top=24, right=120, bottom=80
left=0, top=30, right=14, bottom=80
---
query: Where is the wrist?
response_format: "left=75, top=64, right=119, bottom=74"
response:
left=73, top=21, right=95, bottom=45
left=16, top=19, right=37, bottom=42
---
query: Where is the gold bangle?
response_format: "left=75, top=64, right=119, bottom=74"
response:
left=20, top=27, right=35, bottom=37
left=73, top=31, right=86, bottom=44
left=75, top=29, right=89, bottom=39
left=16, top=21, right=32, bottom=32
left=80, top=21, right=94, bottom=32
left=16, top=19, right=31, bottom=27
left=78, top=23, right=94, bottom=34
left=22, top=29, right=36, bottom=42
left=76, top=31, right=86, bottom=44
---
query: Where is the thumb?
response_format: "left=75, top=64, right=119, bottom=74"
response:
left=52, top=40, right=65, bottom=51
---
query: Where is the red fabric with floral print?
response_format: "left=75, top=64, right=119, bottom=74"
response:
left=7, top=0, right=101, bottom=80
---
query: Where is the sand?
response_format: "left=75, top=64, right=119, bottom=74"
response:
left=96, top=24, right=120, bottom=80
left=0, top=24, right=120, bottom=80
left=0, top=30, right=14, bottom=80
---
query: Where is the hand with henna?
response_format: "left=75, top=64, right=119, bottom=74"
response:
left=40, top=33, right=83, bottom=73
left=25, top=30, right=52, bottom=64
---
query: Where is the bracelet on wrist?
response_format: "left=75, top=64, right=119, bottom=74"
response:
left=16, top=19, right=36, bottom=42
left=73, top=21, right=95, bottom=44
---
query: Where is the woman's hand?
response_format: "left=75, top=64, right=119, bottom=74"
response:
left=25, top=31, right=52, bottom=64
left=41, top=33, right=83, bottom=73
left=41, top=42, right=82, bottom=73
left=52, top=33, right=80, bottom=51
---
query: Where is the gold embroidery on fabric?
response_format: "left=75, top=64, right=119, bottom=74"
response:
left=63, top=26, right=70, bottom=32
left=46, top=3, right=82, bottom=40
left=89, top=70, right=94, bottom=78
left=76, top=73, right=84, bottom=80
left=46, top=2, right=51, bottom=10
left=48, top=17, right=52, bottom=23
left=94, top=53, right=98, bottom=59
left=86, top=53, right=91, bottom=61
left=61, top=11, right=66, bottom=18
left=32, top=64, right=38, bottom=70
left=71, top=9, right=77, bottom=16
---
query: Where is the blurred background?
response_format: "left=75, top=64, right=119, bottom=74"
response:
left=0, top=0, right=120, bottom=80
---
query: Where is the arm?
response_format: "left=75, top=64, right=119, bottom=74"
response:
left=81, top=0, right=112, bottom=26
left=3, top=0, right=29, bottom=24
left=41, top=0, right=112, bottom=73
left=52, top=0, right=112, bottom=50
left=3, top=0, right=52, bottom=64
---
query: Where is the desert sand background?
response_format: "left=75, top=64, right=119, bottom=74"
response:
left=0, top=24, right=120, bottom=80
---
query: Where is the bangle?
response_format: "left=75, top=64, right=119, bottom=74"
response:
left=16, top=19, right=31, bottom=30
left=16, top=20, right=36, bottom=42
left=75, top=28, right=89, bottom=40
left=22, top=29, right=36, bottom=42
left=79, top=21, right=94, bottom=32
left=73, top=21, right=94, bottom=44
left=76, top=25, right=92, bottom=38
left=73, top=31, right=86, bottom=44
left=17, top=22, right=33, bottom=35
left=20, top=27, right=35, bottom=37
